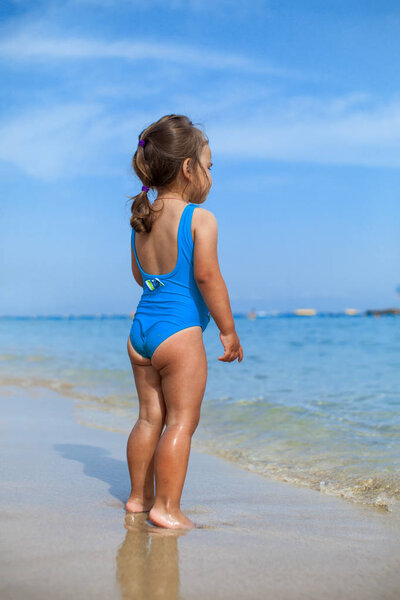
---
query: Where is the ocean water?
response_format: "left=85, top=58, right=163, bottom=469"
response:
left=1, top=314, right=399, bottom=514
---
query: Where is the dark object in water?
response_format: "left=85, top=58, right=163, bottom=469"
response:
left=364, top=308, right=400, bottom=316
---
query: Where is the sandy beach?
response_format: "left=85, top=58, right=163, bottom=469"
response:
left=1, top=385, right=400, bottom=600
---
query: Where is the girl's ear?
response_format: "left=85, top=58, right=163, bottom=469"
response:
left=182, top=157, right=191, bottom=178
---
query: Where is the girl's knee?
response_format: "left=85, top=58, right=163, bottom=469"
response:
left=138, top=414, right=165, bottom=432
left=165, top=412, right=200, bottom=435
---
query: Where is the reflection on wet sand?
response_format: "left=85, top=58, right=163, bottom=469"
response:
left=116, top=513, right=188, bottom=600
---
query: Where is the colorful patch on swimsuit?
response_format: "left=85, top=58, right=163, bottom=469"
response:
left=144, top=277, right=166, bottom=291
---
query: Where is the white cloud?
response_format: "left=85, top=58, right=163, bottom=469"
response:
left=210, top=95, right=400, bottom=168
left=1, top=91, right=400, bottom=180
left=0, top=103, right=124, bottom=178
left=0, top=32, right=301, bottom=78
left=24, top=0, right=269, bottom=16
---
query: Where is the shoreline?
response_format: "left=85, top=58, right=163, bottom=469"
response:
left=1, top=373, right=398, bottom=515
left=1, top=386, right=400, bottom=599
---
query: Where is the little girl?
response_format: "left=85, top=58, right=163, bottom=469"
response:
left=126, top=114, right=243, bottom=530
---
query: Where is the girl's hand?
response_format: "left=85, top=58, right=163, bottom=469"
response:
left=218, top=330, right=243, bottom=363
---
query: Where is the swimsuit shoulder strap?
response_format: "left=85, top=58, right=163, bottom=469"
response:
left=178, top=203, right=196, bottom=264
left=131, top=228, right=145, bottom=275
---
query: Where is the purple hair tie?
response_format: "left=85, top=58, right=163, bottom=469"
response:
left=142, top=185, right=149, bottom=193
left=138, top=139, right=145, bottom=147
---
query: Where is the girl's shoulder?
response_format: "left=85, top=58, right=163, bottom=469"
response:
left=190, top=205, right=217, bottom=243
left=191, top=204, right=217, bottom=224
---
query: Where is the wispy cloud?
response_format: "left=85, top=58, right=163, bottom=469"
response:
left=10, top=0, right=269, bottom=16
left=2, top=93, right=400, bottom=179
left=1, top=13, right=399, bottom=178
left=0, top=32, right=302, bottom=78
left=211, top=94, right=400, bottom=169
left=0, top=103, right=117, bottom=178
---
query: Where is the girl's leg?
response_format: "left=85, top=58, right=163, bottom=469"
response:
left=149, top=326, right=207, bottom=529
left=126, top=336, right=166, bottom=513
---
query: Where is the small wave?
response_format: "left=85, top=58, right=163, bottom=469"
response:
left=0, top=375, right=137, bottom=411
left=193, top=439, right=400, bottom=513
left=26, top=355, right=49, bottom=362
left=0, top=354, right=19, bottom=361
left=0, top=353, right=50, bottom=363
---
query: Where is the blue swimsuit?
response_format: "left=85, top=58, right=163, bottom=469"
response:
left=129, top=202, right=211, bottom=359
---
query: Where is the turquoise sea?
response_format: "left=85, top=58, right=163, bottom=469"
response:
left=1, top=314, right=399, bottom=514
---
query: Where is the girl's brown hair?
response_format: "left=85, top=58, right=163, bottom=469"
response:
left=130, top=114, right=209, bottom=232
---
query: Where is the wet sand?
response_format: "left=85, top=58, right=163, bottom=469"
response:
left=1, top=386, right=400, bottom=600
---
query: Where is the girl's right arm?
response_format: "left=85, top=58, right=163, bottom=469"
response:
left=193, top=208, right=243, bottom=363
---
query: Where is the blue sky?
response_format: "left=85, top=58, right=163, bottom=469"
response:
left=0, top=0, right=399, bottom=315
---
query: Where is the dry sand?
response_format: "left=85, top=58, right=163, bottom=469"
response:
left=1, top=386, right=399, bottom=600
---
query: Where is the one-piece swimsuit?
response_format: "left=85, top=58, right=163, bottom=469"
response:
left=129, top=202, right=211, bottom=359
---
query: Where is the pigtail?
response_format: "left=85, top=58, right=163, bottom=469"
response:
left=130, top=188, right=153, bottom=233
left=130, top=137, right=153, bottom=232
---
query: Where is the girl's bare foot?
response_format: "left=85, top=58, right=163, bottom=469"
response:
left=126, top=496, right=154, bottom=513
left=149, top=505, right=196, bottom=529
